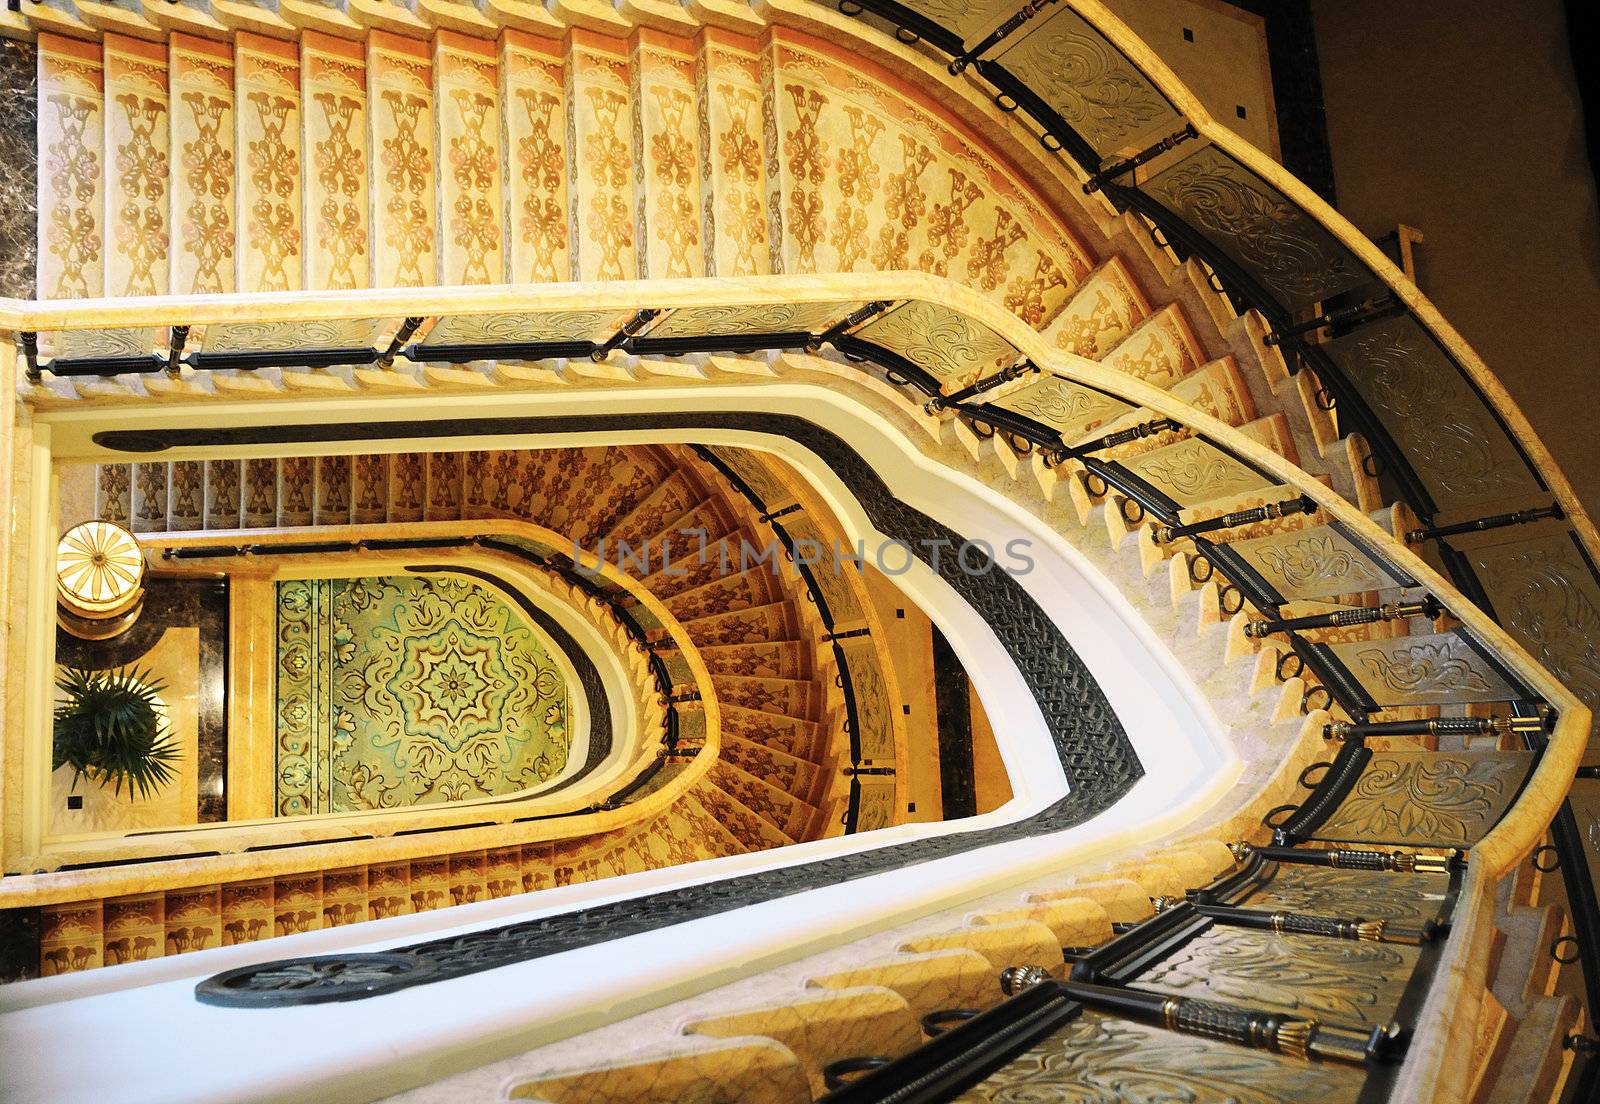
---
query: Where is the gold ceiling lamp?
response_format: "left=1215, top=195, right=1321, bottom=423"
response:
left=56, top=520, right=147, bottom=639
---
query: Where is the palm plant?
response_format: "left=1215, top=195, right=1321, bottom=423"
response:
left=53, top=666, right=181, bottom=800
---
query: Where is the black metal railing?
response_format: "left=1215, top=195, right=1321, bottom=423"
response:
left=817, top=4, right=1600, bottom=1088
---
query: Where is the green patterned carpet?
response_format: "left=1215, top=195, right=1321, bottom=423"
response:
left=275, top=573, right=570, bottom=815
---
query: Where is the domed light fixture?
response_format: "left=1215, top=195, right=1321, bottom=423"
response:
left=56, top=520, right=146, bottom=639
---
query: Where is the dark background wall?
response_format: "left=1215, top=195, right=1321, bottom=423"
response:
left=1311, top=0, right=1600, bottom=519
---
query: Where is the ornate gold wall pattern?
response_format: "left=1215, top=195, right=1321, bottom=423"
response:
left=503, top=32, right=568, bottom=283
left=830, top=106, right=884, bottom=270
left=873, top=134, right=933, bottom=271
left=368, top=32, right=435, bottom=288
left=771, top=30, right=1089, bottom=322
left=637, top=32, right=703, bottom=279
left=171, top=34, right=234, bottom=294
left=704, top=29, right=770, bottom=276
left=304, top=32, right=368, bottom=291
left=781, top=82, right=827, bottom=270
left=437, top=33, right=501, bottom=285
left=237, top=34, right=302, bottom=292
left=923, top=167, right=980, bottom=278
left=1044, top=257, right=1149, bottom=357
left=569, top=33, right=634, bottom=282
left=105, top=36, right=168, bottom=297
left=38, top=34, right=104, bottom=299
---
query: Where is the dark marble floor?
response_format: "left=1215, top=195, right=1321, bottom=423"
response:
left=0, top=39, right=36, bottom=300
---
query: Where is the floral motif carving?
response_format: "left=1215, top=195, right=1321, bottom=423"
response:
left=998, top=14, right=1171, bottom=152
left=179, top=91, right=234, bottom=294
left=1135, top=440, right=1253, bottom=500
left=1003, top=377, right=1127, bottom=435
left=956, top=1011, right=1361, bottom=1103
left=44, top=93, right=102, bottom=297
left=1319, top=753, right=1525, bottom=845
left=379, top=90, right=433, bottom=287
left=1253, top=532, right=1383, bottom=594
left=245, top=91, right=300, bottom=291
left=856, top=300, right=1018, bottom=384
left=1331, top=318, right=1537, bottom=505
left=1250, top=867, right=1446, bottom=925
left=1142, top=925, right=1410, bottom=1025
left=516, top=88, right=567, bottom=281
left=311, top=92, right=366, bottom=290
left=1352, top=638, right=1495, bottom=699
left=1146, top=147, right=1358, bottom=308
left=112, top=93, right=168, bottom=295
left=1473, top=541, right=1600, bottom=721
left=448, top=89, right=499, bottom=284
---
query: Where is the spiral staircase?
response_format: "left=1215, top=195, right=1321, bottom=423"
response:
left=0, top=2, right=1595, bottom=1103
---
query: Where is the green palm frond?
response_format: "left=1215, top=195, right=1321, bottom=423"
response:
left=53, top=666, right=180, bottom=801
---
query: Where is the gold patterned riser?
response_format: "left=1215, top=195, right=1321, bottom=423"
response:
left=690, top=640, right=813, bottom=680
left=636, top=530, right=757, bottom=597
left=721, top=733, right=824, bottom=801
left=674, top=600, right=805, bottom=647
left=660, top=565, right=785, bottom=623
left=718, top=704, right=823, bottom=762
left=709, top=674, right=822, bottom=721
left=707, top=758, right=818, bottom=838
left=37, top=10, right=1396, bottom=572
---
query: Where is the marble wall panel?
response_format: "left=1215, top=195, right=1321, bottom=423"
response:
left=0, top=39, right=38, bottom=298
